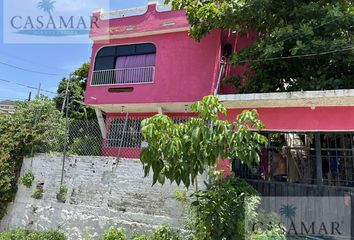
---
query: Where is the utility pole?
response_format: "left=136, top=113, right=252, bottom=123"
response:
left=28, top=92, right=32, bottom=102
left=60, top=75, right=71, bottom=185
left=36, top=83, right=41, bottom=99
left=61, top=77, right=70, bottom=114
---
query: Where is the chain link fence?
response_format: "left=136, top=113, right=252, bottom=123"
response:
left=31, top=114, right=354, bottom=187
left=32, top=116, right=189, bottom=160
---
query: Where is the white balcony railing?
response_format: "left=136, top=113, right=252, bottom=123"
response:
left=91, top=66, right=155, bottom=86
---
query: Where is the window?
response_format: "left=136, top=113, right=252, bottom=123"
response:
left=107, top=118, right=143, bottom=148
left=92, top=43, right=156, bottom=86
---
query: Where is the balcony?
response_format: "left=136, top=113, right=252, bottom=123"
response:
left=91, top=66, right=155, bottom=86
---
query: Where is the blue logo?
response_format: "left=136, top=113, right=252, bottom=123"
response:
left=10, top=0, right=99, bottom=37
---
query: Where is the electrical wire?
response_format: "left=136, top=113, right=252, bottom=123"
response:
left=0, top=52, right=67, bottom=74
left=0, top=78, right=57, bottom=95
left=0, top=61, right=64, bottom=76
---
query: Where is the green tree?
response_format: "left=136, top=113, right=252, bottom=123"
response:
left=140, top=95, right=267, bottom=187
left=54, top=63, right=95, bottom=120
left=0, top=99, right=65, bottom=219
left=140, top=96, right=278, bottom=239
left=166, top=0, right=353, bottom=93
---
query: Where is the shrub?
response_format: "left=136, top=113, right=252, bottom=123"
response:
left=0, top=99, right=64, bottom=220
left=100, top=227, right=127, bottom=240
left=0, top=229, right=65, bottom=240
left=251, top=229, right=286, bottom=240
left=174, top=189, right=188, bottom=203
left=187, top=177, right=260, bottom=240
left=32, top=187, right=43, bottom=199
left=57, top=184, right=68, bottom=203
left=151, top=224, right=184, bottom=240
left=131, top=233, right=149, bottom=240
left=20, top=170, right=34, bottom=188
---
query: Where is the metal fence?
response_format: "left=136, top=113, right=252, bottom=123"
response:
left=33, top=116, right=189, bottom=159
left=236, top=132, right=354, bottom=187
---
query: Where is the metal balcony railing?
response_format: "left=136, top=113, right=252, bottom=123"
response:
left=91, top=66, right=155, bottom=86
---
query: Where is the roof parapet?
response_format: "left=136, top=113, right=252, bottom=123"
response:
left=98, top=2, right=172, bottom=20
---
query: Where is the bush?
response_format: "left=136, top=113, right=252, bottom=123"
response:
left=20, top=170, right=34, bottom=188
left=32, top=187, right=43, bottom=199
left=0, top=229, right=65, bottom=240
left=100, top=227, right=127, bottom=240
left=174, top=189, right=188, bottom=203
left=131, top=233, right=149, bottom=240
left=0, top=99, right=65, bottom=220
left=251, top=229, right=286, bottom=240
left=151, top=225, right=184, bottom=240
left=187, top=177, right=260, bottom=240
left=57, top=184, right=68, bottom=203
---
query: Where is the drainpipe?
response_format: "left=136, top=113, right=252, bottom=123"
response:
left=213, top=56, right=227, bottom=96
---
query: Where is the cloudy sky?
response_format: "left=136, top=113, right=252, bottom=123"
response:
left=0, top=0, right=163, bottom=100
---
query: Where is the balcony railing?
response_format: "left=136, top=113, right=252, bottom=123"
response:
left=91, top=66, right=155, bottom=86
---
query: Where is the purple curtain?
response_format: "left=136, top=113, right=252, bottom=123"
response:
left=115, top=54, right=156, bottom=84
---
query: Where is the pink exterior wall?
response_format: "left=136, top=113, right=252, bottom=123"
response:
left=219, top=30, right=258, bottom=94
left=85, top=30, right=221, bottom=105
left=85, top=4, right=222, bottom=106
left=225, top=106, right=354, bottom=131
left=90, top=4, right=190, bottom=40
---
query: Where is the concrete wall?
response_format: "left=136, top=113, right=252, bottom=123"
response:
left=1, top=155, right=200, bottom=239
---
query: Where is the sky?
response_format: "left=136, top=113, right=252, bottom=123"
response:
left=0, top=0, right=161, bottom=100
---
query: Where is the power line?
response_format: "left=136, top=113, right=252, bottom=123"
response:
left=0, top=61, right=64, bottom=76
left=0, top=52, right=67, bottom=73
left=0, top=78, right=57, bottom=95
left=239, top=47, right=353, bottom=63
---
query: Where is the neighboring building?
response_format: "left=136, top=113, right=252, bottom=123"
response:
left=84, top=1, right=354, bottom=195
left=0, top=100, right=16, bottom=115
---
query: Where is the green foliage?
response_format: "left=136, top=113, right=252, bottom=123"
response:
left=131, top=233, right=149, bottom=240
left=166, top=0, right=353, bottom=92
left=0, top=229, right=66, bottom=240
left=174, top=189, right=188, bottom=203
left=251, top=229, right=286, bottom=240
left=187, top=177, right=260, bottom=240
left=68, top=136, right=102, bottom=156
left=151, top=224, right=184, bottom=240
left=100, top=227, right=127, bottom=240
left=59, top=184, right=68, bottom=195
left=0, top=99, right=64, bottom=219
left=141, top=95, right=266, bottom=187
left=54, top=63, right=95, bottom=120
left=57, top=184, right=68, bottom=202
left=32, top=187, right=43, bottom=199
left=20, top=170, right=34, bottom=188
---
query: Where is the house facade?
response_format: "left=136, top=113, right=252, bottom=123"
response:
left=84, top=1, right=354, bottom=194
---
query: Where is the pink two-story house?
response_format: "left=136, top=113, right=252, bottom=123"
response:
left=85, top=1, right=354, bottom=195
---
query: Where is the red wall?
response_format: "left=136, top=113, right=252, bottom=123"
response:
left=226, top=107, right=354, bottom=131
left=102, top=112, right=197, bottom=158
left=219, top=30, right=258, bottom=94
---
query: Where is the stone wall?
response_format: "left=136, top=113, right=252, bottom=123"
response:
left=0, top=155, right=200, bottom=239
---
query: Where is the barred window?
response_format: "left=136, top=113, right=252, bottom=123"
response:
left=107, top=118, right=143, bottom=148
